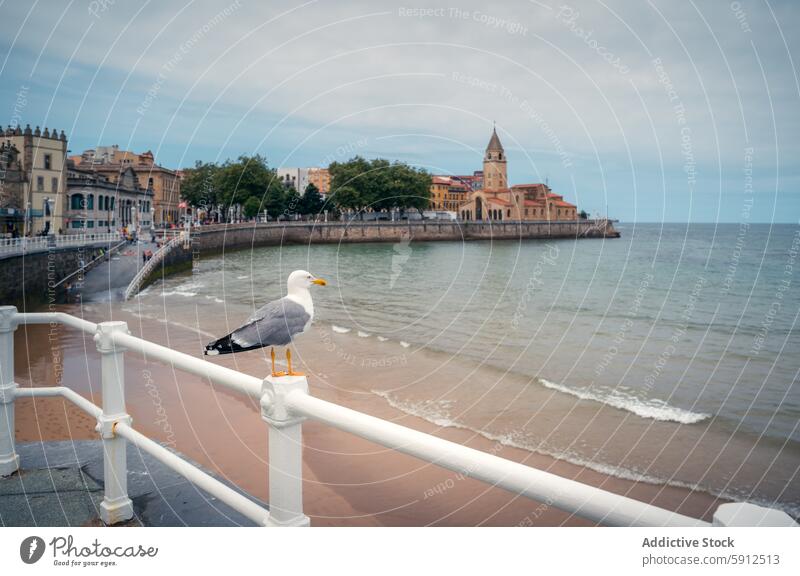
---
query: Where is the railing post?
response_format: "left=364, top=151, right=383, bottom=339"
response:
left=0, top=306, right=19, bottom=476
left=94, top=321, right=134, bottom=524
left=261, top=375, right=310, bottom=527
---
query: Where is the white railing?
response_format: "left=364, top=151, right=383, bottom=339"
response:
left=0, top=233, right=123, bottom=256
left=54, top=232, right=122, bottom=248
left=0, top=307, right=796, bottom=527
left=0, top=236, right=48, bottom=254
left=123, top=233, right=186, bottom=300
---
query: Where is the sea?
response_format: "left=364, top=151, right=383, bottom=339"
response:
left=125, top=222, right=800, bottom=517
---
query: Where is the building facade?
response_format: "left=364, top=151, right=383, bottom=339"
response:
left=430, top=176, right=470, bottom=212
left=307, top=167, right=330, bottom=196
left=71, top=147, right=181, bottom=226
left=0, top=124, right=68, bottom=235
left=458, top=128, right=578, bottom=222
left=276, top=167, right=310, bottom=193
left=65, top=161, right=153, bottom=234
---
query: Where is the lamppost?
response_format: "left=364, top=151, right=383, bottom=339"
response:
left=24, top=201, right=31, bottom=236
left=44, top=197, right=55, bottom=238
left=133, top=199, right=140, bottom=240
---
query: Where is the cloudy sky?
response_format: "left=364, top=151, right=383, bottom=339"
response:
left=1, top=0, right=798, bottom=222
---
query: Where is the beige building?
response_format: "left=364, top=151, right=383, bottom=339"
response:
left=458, top=128, right=578, bottom=222
left=0, top=124, right=68, bottom=235
left=72, top=146, right=181, bottom=226
left=308, top=167, right=331, bottom=196
left=429, top=176, right=470, bottom=212
left=65, top=161, right=153, bottom=234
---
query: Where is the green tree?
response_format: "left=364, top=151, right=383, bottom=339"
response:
left=262, top=184, right=286, bottom=219
left=215, top=155, right=272, bottom=208
left=283, top=189, right=302, bottom=219
left=180, top=161, right=220, bottom=208
left=243, top=196, right=262, bottom=219
left=300, top=183, right=324, bottom=215
left=329, top=156, right=431, bottom=217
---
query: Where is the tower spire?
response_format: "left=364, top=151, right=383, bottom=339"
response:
left=483, top=125, right=507, bottom=191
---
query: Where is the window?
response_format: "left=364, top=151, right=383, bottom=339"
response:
left=44, top=154, right=51, bottom=170
left=52, top=177, right=58, bottom=192
left=37, top=176, right=44, bottom=191
left=87, top=194, right=94, bottom=210
left=525, top=208, right=529, bottom=216
left=87, top=221, right=94, bottom=228
left=71, top=220, right=84, bottom=229
left=70, top=194, right=84, bottom=210
left=507, top=209, right=511, bottom=217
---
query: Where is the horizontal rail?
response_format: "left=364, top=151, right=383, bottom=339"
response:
left=286, top=391, right=708, bottom=527
left=17, top=312, right=98, bottom=333
left=16, top=313, right=262, bottom=399
left=16, top=386, right=103, bottom=419
left=114, top=422, right=269, bottom=526
left=111, top=331, right=262, bottom=399
left=12, top=384, right=269, bottom=525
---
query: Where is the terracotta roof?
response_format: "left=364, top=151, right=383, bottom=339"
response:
left=553, top=200, right=576, bottom=207
left=523, top=200, right=545, bottom=207
left=512, top=183, right=547, bottom=190
left=488, top=197, right=512, bottom=206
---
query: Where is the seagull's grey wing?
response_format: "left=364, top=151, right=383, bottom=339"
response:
left=232, top=298, right=310, bottom=348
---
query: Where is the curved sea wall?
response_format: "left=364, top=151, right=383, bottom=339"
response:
left=192, top=218, right=618, bottom=250
left=128, top=219, right=618, bottom=297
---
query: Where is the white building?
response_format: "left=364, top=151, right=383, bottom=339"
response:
left=276, top=167, right=309, bottom=193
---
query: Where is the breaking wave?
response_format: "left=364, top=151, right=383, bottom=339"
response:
left=538, top=379, right=711, bottom=425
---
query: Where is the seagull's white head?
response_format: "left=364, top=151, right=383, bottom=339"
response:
left=287, top=269, right=326, bottom=294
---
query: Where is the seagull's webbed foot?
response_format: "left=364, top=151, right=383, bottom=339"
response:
left=270, top=347, right=287, bottom=377
left=286, top=348, right=304, bottom=377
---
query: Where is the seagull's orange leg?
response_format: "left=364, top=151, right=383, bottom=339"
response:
left=271, top=347, right=286, bottom=377
left=286, top=348, right=304, bottom=377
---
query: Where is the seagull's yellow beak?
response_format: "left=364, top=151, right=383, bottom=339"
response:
left=312, top=278, right=327, bottom=286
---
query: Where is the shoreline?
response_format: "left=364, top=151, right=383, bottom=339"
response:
left=12, top=307, right=727, bottom=526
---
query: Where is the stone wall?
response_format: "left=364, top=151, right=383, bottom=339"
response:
left=190, top=219, right=619, bottom=254
left=0, top=245, right=108, bottom=310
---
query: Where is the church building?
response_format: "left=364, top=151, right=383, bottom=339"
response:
left=457, top=128, right=578, bottom=222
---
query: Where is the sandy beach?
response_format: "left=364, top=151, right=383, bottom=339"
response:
left=11, top=304, right=727, bottom=526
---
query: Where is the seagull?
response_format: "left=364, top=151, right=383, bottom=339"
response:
left=204, top=270, right=326, bottom=376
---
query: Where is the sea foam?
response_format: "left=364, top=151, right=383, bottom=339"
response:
left=538, top=379, right=711, bottom=425
left=370, top=389, right=798, bottom=518
left=332, top=325, right=350, bottom=334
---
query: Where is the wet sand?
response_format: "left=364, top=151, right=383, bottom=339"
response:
left=12, top=305, right=727, bottom=526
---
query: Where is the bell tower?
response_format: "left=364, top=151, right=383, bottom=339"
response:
left=483, top=125, right=507, bottom=191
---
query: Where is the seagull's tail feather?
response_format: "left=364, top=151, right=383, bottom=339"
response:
left=205, top=333, right=248, bottom=356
